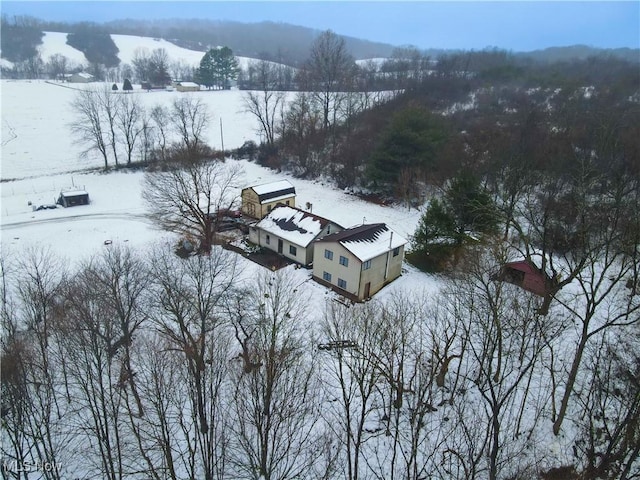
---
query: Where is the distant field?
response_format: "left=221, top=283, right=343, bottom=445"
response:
left=1, top=80, right=268, bottom=179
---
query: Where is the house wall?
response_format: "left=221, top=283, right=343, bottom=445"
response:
left=259, top=196, right=295, bottom=218
left=358, top=245, right=404, bottom=298
left=240, top=188, right=296, bottom=219
left=522, top=272, right=547, bottom=297
left=313, top=243, right=405, bottom=300
left=241, top=189, right=260, bottom=218
left=59, top=193, right=89, bottom=207
left=306, top=221, right=343, bottom=265
left=312, top=243, right=362, bottom=297
left=249, top=227, right=308, bottom=265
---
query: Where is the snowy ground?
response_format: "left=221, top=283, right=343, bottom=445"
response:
left=1, top=79, right=439, bottom=302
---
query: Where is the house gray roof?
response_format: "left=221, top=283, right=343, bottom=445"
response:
left=317, top=223, right=406, bottom=262
left=256, top=206, right=342, bottom=248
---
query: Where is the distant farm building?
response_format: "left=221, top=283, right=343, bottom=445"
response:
left=491, top=259, right=556, bottom=297
left=241, top=180, right=296, bottom=219
left=175, top=81, right=200, bottom=92
left=249, top=206, right=343, bottom=266
left=313, top=223, right=407, bottom=301
left=67, top=72, right=94, bottom=83
left=57, top=190, right=89, bottom=207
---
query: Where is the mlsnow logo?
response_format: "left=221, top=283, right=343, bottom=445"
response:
left=2, top=460, right=62, bottom=473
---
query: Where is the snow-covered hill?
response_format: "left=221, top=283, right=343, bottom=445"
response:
left=36, top=31, right=283, bottom=70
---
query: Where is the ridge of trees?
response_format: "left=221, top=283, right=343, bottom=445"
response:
left=0, top=15, right=44, bottom=63
left=65, top=22, right=120, bottom=68
left=3, top=14, right=638, bottom=69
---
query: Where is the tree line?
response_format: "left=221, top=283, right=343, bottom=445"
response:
left=1, top=236, right=637, bottom=479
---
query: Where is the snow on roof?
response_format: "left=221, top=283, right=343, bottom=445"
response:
left=178, top=82, right=199, bottom=87
left=256, top=206, right=337, bottom=247
left=318, top=223, right=406, bottom=262
left=246, top=180, right=296, bottom=203
left=505, top=248, right=558, bottom=278
left=251, top=180, right=294, bottom=195
left=60, top=190, right=88, bottom=197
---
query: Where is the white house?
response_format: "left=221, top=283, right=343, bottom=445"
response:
left=175, top=81, right=200, bottom=92
left=241, top=180, right=296, bottom=219
left=312, top=223, right=407, bottom=300
left=248, top=205, right=343, bottom=266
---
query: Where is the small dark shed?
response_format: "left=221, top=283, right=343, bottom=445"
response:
left=492, top=260, right=554, bottom=297
left=57, top=190, right=89, bottom=208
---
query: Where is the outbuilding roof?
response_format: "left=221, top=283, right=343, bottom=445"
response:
left=255, top=206, right=341, bottom=248
left=246, top=180, right=296, bottom=203
left=60, top=190, right=88, bottom=197
left=317, top=223, right=406, bottom=262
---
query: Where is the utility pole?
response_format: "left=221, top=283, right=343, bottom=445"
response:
left=220, top=117, right=225, bottom=153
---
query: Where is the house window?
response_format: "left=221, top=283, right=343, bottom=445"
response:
left=363, top=260, right=371, bottom=270
left=339, top=256, right=349, bottom=267
left=393, top=247, right=400, bottom=257
left=327, top=225, right=331, bottom=234
left=289, top=245, right=297, bottom=256
left=266, top=235, right=270, bottom=245
left=338, top=278, right=347, bottom=289
left=324, top=249, right=334, bottom=260
left=323, top=271, right=332, bottom=282
left=286, top=200, right=290, bottom=206
left=267, top=205, right=273, bottom=212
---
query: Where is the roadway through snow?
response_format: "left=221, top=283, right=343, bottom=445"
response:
left=0, top=211, right=151, bottom=230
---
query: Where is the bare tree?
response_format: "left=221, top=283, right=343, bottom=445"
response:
left=446, top=246, right=562, bottom=480
left=142, top=159, right=243, bottom=253
left=549, top=176, right=640, bottom=435
left=57, top=246, right=149, bottom=479
left=243, top=60, right=286, bottom=146
left=170, top=97, right=210, bottom=156
left=125, top=333, right=187, bottom=480
left=574, top=333, right=640, bottom=479
left=227, top=271, right=328, bottom=480
left=69, top=88, right=110, bottom=169
left=150, top=104, right=170, bottom=162
left=280, top=92, right=323, bottom=177
left=132, top=47, right=152, bottom=84
left=319, top=300, right=385, bottom=480
left=0, top=248, right=72, bottom=480
left=116, top=93, right=145, bottom=165
left=46, top=53, right=68, bottom=81
left=304, top=30, right=356, bottom=134
left=146, top=245, right=237, bottom=480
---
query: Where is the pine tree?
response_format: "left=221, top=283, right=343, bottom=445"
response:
left=197, top=47, right=240, bottom=90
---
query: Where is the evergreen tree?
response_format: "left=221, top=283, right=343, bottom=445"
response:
left=216, top=46, right=240, bottom=89
left=368, top=106, right=447, bottom=188
left=413, top=172, right=498, bottom=252
left=197, top=48, right=218, bottom=89
left=197, top=47, right=239, bottom=89
left=123, top=78, right=133, bottom=91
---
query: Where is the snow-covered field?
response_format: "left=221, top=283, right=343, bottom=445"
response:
left=1, top=79, right=435, bottom=299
